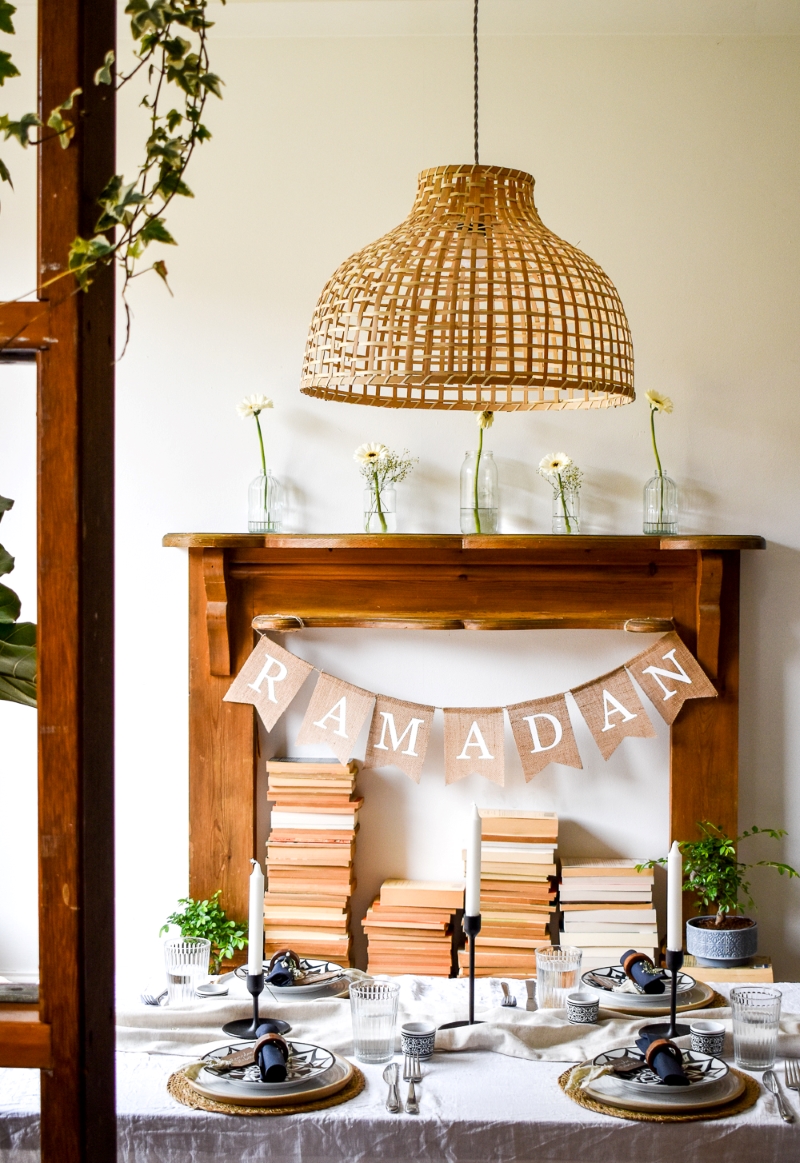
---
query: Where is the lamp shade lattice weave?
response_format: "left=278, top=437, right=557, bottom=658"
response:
left=301, top=165, right=634, bottom=410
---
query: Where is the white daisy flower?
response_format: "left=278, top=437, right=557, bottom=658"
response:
left=237, top=394, right=274, bottom=419
left=476, top=410, right=494, bottom=429
left=354, top=442, right=389, bottom=466
left=538, top=452, right=572, bottom=475
left=645, top=390, right=673, bottom=414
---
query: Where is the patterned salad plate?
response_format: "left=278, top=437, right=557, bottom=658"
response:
left=237, top=960, right=348, bottom=997
left=191, top=1040, right=353, bottom=1108
left=592, top=1046, right=729, bottom=1095
left=582, top=966, right=715, bottom=1015
left=583, top=965, right=695, bottom=997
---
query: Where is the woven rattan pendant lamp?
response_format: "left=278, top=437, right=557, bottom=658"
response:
left=301, top=2, right=633, bottom=411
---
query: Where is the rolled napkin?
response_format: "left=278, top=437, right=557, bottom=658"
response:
left=635, top=1032, right=689, bottom=1086
left=265, top=948, right=300, bottom=988
left=254, top=1031, right=290, bottom=1082
left=621, top=950, right=667, bottom=995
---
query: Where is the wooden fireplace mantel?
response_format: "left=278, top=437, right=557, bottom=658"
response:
left=164, top=533, right=765, bottom=923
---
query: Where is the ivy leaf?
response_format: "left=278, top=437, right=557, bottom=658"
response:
left=68, top=234, right=115, bottom=290
left=152, top=259, right=173, bottom=293
left=0, top=111, right=42, bottom=147
left=0, top=154, right=11, bottom=187
left=0, top=541, right=13, bottom=576
left=140, top=216, right=176, bottom=245
left=157, top=168, right=193, bottom=198
left=0, top=581, right=21, bottom=623
left=0, top=1, right=16, bottom=36
left=200, top=73, right=223, bottom=99
left=166, top=108, right=182, bottom=132
left=94, top=50, right=115, bottom=87
left=0, top=495, right=13, bottom=521
left=0, top=50, right=20, bottom=86
left=47, top=88, right=82, bottom=149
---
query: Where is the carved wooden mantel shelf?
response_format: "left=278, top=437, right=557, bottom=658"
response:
left=163, top=533, right=764, bottom=922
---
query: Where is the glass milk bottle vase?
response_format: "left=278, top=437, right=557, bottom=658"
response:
left=552, top=484, right=580, bottom=534
left=643, top=471, right=678, bottom=534
left=460, top=450, right=498, bottom=534
left=248, top=470, right=282, bottom=533
left=363, top=484, right=396, bottom=533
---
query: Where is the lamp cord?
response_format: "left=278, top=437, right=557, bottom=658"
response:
left=473, top=0, right=479, bottom=164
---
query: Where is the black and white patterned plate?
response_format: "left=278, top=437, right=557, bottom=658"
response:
left=592, top=1046, right=729, bottom=1091
left=582, top=964, right=695, bottom=997
left=201, top=1040, right=336, bottom=1091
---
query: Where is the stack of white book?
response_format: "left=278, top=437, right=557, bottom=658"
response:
left=559, top=858, right=658, bottom=971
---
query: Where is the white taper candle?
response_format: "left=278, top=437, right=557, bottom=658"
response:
left=247, top=858, right=265, bottom=975
left=465, top=803, right=482, bottom=917
left=666, top=841, right=683, bottom=952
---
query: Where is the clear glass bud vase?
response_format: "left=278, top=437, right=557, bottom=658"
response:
left=460, top=449, right=498, bottom=534
left=363, top=485, right=396, bottom=533
left=552, top=486, right=581, bottom=534
left=248, top=471, right=282, bottom=533
left=643, top=471, right=678, bottom=534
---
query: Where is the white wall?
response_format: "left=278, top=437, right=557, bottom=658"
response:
left=2, top=1, right=799, bottom=983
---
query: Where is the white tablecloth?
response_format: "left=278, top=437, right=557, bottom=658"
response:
left=2, top=981, right=800, bottom=1162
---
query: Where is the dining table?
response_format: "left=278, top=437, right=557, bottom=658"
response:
left=2, top=977, right=799, bottom=1163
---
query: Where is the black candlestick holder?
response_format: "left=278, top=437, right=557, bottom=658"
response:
left=639, top=948, right=691, bottom=1040
left=439, top=914, right=484, bottom=1030
left=221, top=969, right=291, bottom=1039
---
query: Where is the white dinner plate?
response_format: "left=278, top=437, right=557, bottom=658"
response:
left=591, top=980, right=715, bottom=1016
left=237, top=959, right=348, bottom=996
left=583, top=1069, right=745, bottom=1114
left=190, top=1055, right=354, bottom=1108
left=592, top=1046, right=729, bottom=1094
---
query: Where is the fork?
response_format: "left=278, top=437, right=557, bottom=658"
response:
left=403, top=1053, right=422, bottom=1083
left=140, top=987, right=168, bottom=1006
left=785, top=1059, right=800, bottom=1108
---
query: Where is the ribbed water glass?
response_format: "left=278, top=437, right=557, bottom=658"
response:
left=350, top=980, right=400, bottom=1063
left=731, top=985, right=781, bottom=1069
left=163, top=937, right=211, bottom=1007
left=535, top=946, right=583, bottom=1009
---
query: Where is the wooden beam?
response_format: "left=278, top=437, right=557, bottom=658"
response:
left=37, top=2, right=116, bottom=1160
left=0, top=1012, right=53, bottom=1070
left=0, top=301, right=53, bottom=350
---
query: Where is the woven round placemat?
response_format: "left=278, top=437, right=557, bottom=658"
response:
left=168, top=1062, right=366, bottom=1116
left=558, top=1065, right=759, bottom=1123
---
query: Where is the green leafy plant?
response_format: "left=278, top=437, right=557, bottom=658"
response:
left=0, top=494, right=36, bottom=707
left=639, top=821, right=799, bottom=928
left=160, top=890, right=247, bottom=975
left=1, top=0, right=225, bottom=354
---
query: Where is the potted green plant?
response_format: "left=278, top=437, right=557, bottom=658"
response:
left=160, top=890, right=247, bottom=976
left=642, top=822, right=799, bottom=967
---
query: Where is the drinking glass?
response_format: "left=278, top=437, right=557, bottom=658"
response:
left=163, top=937, right=211, bottom=1007
left=535, top=946, right=582, bottom=1009
left=731, top=985, right=782, bottom=1070
left=350, top=980, right=400, bottom=1063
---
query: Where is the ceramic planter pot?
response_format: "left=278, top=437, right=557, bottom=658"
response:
left=685, top=916, right=758, bottom=967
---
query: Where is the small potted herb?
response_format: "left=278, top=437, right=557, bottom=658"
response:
left=641, top=822, right=799, bottom=967
left=160, top=891, right=248, bottom=976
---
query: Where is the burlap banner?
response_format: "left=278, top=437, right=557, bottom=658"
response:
left=507, top=693, right=583, bottom=780
left=295, top=672, right=376, bottom=764
left=222, top=636, right=314, bottom=730
left=571, top=666, right=657, bottom=760
left=364, top=695, right=436, bottom=783
left=626, top=631, right=718, bottom=725
left=443, top=707, right=505, bottom=786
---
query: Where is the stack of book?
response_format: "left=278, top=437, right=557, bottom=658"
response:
left=559, top=858, right=658, bottom=970
left=458, top=809, right=559, bottom=979
left=362, top=880, right=464, bottom=976
left=264, top=757, right=362, bottom=967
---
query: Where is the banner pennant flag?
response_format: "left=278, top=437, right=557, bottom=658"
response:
left=507, top=693, right=583, bottom=780
left=295, top=672, right=376, bottom=764
left=443, top=707, right=505, bottom=786
left=364, top=695, right=436, bottom=783
left=626, top=631, right=718, bottom=725
left=222, top=636, right=314, bottom=731
left=570, top=666, right=656, bottom=760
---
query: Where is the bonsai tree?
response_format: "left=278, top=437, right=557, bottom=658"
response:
left=641, top=821, right=799, bottom=929
left=160, top=890, right=247, bottom=976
